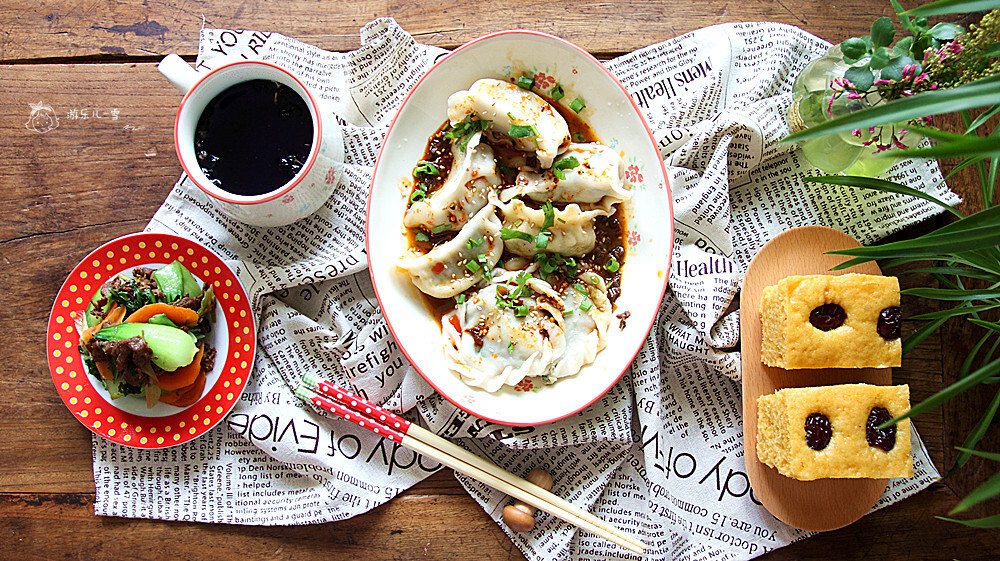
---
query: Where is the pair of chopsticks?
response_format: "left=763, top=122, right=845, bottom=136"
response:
left=295, top=373, right=646, bottom=555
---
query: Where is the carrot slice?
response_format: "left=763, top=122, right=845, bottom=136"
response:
left=80, top=303, right=125, bottom=344
left=95, top=360, right=114, bottom=382
left=156, top=344, right=204, bottom=391
left=125, top=303, right=200, bottom=327
left=159, top=370, right=206, bottom=407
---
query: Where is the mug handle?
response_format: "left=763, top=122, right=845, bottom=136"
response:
left=158, top=54, right=199, bottom=93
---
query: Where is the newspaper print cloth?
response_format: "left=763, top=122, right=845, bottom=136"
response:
left=93, top=19, right=954, bottom=561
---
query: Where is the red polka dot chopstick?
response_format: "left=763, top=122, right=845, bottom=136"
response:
left=295, top=374, right=645, bottom=555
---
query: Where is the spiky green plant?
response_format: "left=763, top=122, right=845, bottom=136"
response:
left=783, top=0, right=1000, bottom=526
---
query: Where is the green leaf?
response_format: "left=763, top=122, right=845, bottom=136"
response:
left=828, top=226, right=1000, bottom=259
left=953, top=386, right=1000, bottom=471
left=951, top=469, right=1000, bottom=514
left=871, top=16, right=896, bottom=48
left=969, top=319, right=1000, bottom=334
left=500, top=228, right=533, bottom=242
left=782, top=75, right=1000, bottom=144
left=893, top=36, right=914, bottom=57
left=938, top=514, right=1000, bottom=528
left=956, top=446, right=1000, bottom=462
left=885, top=134, right=1000, bottom=160
left=882, top=356, right=1000, bottom=426
left=891, top=0, right=913, bottom=31
left=552, top=156, right=581, bottom=180
left=841, top=37, right=869, bottom=60
left=870, top=47, right=892, bottom=70
left=910, top=303, right=1000, bottom=320
left=929, top=22, right=964, bottom=41
left=902, top=316, right=949, bottom=355
left=880, top=55, right=916, bottom=81
left=508, top=123, right=537, bottom=138
left=902, top=288, right=1000, bottom=301
left=982, top=42, right=1000, bottom=58
left=905, top=267, right=997, bottom=281
left=803, top=175, right=962, bottom=216
left=903, top=0, right=1000, bottom=17
left=844, top=66, right=875, bottom=92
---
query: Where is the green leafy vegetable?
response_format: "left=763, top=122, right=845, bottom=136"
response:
left=553, top=156, right=581, bottom=180
left=413, top=161, right=440, bottom=176
left=508, top=123, right=539, bottom=138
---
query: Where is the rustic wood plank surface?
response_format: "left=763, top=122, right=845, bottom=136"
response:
left=2, top=1, right=999, bottom=559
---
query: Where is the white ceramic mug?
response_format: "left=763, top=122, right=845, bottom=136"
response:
left=158, top=54, right=340, bottom=227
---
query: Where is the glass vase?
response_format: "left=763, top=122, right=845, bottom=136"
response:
left=788, top=45, right=921, bottom=177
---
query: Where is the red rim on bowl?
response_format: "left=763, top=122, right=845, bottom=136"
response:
left=47, top=232, right=256, bottom=448
left=366, top=30, right=673, bottom=426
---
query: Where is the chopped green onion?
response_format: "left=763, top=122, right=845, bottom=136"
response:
left=466, top=237, right=483, bottom=249
left=605, top=257, right=620, bottom=272
left=409, top=191, right=425, bottom=204
left=413, top=161, right=440, bottom=176
left=569, top=98, right=586, bottom=113
left=508, top=124, right=536, bottom=138
left=573, top=283, right=588, bottom=295
left=456, top=294, right=465, bottom=304
left=415, top=231, right=430, bottom=242
left=514, top=304, right=530, bottom=317
left=552, top=156, right=580, bottom=180
left=476, top=254, right=493, bottom=281
left=498, top=163, right=515, bottom=176
left=431, top=223, right=453, bottom=234
left=508, top=341, right=515, bottom=354
left=465, top=260, right=481, bottom=273
left=579, top=299, right=593, bottom=312
left=541, top=201, right=555, bottom=231
left=572, top=132, right=586, bottom=143
left=550, top=84, right=565, bottom=101
left=501, top=228, right=534, bottom=242
left=445, top=115, right=492, bottom=150
left=516, top=75, right=534, bottom=90
left=564, top=257, right=578, bottom=278
left=563, top=309, right=575, bottom=316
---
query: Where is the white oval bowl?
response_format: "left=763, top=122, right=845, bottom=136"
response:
left=367, top=30, right=673, bottom=426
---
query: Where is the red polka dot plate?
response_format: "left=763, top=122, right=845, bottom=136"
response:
left=47, top=232, right=255, bottom=448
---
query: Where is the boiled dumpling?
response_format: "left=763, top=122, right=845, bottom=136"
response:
left=403, top=132, right=500, bottom=232
left=496, top=196, right=609, bottom=257
left=398, top=203, right=503, bottom=298
left=448, top=78, right=571, bottom=168
left=551, top=272, right=612, bottom=380
left=500, top=143, right=631, bottom=208
left=441, top=271, right=611, bottom=391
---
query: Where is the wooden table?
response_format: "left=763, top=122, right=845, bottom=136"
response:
left=2, top=1, right=998, bottom=559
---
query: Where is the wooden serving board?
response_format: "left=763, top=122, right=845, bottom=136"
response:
left=741, top=226, right=891, bottom=532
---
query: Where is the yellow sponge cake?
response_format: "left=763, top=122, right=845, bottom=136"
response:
left=760, top=274, right=901, bottom=369
left=756, top=383, right=912, bottom=481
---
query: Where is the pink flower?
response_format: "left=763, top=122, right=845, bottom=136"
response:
left=514, top=379, right=534, bottom=392
left=625, top=164, right=643, bottom=184
left=282, top=194, right=295, bottom=204
left=533, top=72, right=555, bottom=90
left=324, top=168, right=336, bottom=184
left=628, top=230, right=641, bottom=247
